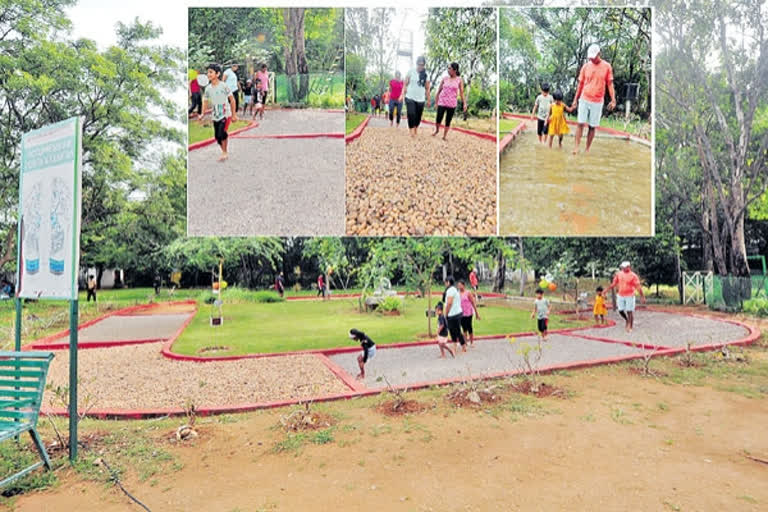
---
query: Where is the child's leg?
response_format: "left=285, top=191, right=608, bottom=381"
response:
left=548, top=134, right=553, bottom=147
left=357, top=354, right=365, bottom=378
left=559, top=135, right=564, bottom=147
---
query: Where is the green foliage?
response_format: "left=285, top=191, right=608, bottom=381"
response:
left=500, top=7, right=651, bottom=118
left=0, top=440, right=58, bottom=497
left=377, top=296, right=402, bottom=313
left=0, top=7, right=185, bottom=274
left=744, top=298, right=768, bottom=317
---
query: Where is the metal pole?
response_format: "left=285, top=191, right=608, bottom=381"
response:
left=14, top=297, right=21, bottom=352
left=69, top=300, right=78, bottom=461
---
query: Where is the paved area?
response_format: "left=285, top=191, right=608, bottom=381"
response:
left=49, top=314, right=192, bottom=342
left=188, top=110, right=344, bottom=236
left=32, top=305, right=757, bottom=414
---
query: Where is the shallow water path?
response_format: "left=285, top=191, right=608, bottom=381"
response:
left=500, top=131, right=652, bottom=236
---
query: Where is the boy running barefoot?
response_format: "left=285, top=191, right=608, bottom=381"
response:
left=531, top=288, right=551, bottom=340
left=435, top=302, right=456, bottom=359
left=201, top=63, right=238, bottom=162
left=350, top=329, right=376, bottom=380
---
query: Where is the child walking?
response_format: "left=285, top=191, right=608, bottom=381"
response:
left=531, top=288, right=551, bottom=340
left=435, top=302, right=456, bottom=358
left=547, top=90, right=574, bottom=148
left=253, top=78, right=265, bottom=120
left=593, top=286, right=607, bottom=324
left=201, top=63, right=238, bottom=162
left=531, top=83, right=553, bottom=143
left=350, top=328, right=376, bottom=379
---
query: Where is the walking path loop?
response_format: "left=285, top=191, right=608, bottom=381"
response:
left=28, top=300, right=759, bottom=418
left=188, top=110, right=344, bottom=236
left=345, top=116, right=497, bottom=236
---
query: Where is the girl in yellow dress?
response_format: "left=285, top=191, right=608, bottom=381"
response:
left=593, top=286, right=608, bottom=324
left=547, top=90, right=574, bottom=148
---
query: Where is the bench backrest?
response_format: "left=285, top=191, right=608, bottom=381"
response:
left=0, top=351, right=54, bottom=428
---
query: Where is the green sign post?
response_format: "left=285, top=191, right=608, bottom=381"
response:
left=16, top=117, right=83, bottom=461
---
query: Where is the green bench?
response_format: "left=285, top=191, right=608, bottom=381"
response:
left=0, top=351, right=54, bottom=488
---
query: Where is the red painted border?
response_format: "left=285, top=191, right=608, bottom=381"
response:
left=35, top=301, right=762, bottom=419
left=502, top=112, right=649, bottom=144
left=345, top=115, right=371, bottom=144
left=420, top=120, right=496, bottom=142
left=232, top=132, right=343, bottom=140
left=188, top=121, right=260, bottom=151
left=499, top=122, right=527, bottom=154
left=26, top=300, right=197, bottom=347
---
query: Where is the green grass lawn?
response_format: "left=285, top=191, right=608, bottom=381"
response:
left=504, top=111, right=650, bottom=138
left=499, top=118, right=519, bottom=133
left=188, top=119, right=251, bottom=144
left=345, top=113, right=367, bottom=134
left=422, top=111, right=497, bottom=134
left=172, top=296, right=586, bottom=356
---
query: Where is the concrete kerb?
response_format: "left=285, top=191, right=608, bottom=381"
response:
left=419, top=119, right=496, bottom=142
left=501, top=113, right=650, bottom=146
left=499, top=122, right=527, bottom=154
left=188, top=121, right=260, bottom=151
left=345, top=115, right=371, bottom=144
left=32, top=300, right=762, bottom=419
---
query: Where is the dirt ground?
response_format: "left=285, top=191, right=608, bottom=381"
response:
left=8, top=331, right=768, bottom=512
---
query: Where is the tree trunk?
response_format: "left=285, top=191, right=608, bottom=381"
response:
left=96, top=266, right=104, bottom=290
left=518, top=237, right=526, bottom=296
left=283, top=8, right=307, bottom=102
left=493, top=249, right=506, bottom=293
left=730, top=212, right=751, bottom=280
left=673, top=204, right=683, bottom=304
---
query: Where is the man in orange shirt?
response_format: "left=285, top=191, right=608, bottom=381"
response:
left=570, top=44, right=617, bottom=154
left=605, top=261, right=645, bottom=333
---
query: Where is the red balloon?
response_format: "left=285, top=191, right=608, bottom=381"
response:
left=548, top=282, right=557, bottom=291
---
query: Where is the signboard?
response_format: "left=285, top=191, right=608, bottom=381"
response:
left=17, top=117, right=83, bottom=300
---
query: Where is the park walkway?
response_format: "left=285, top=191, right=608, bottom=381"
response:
left=345, top=116, right=497, bottom=236
left=29, top=301, right=758, bottom=417
left=188, top=110, right=345, bottom=236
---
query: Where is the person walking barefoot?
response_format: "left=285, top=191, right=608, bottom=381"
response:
left=432, top=62, right=467, bottom=141
left=435, top=302, right=456, bottom=358
left=458, top=280, right=480, bottom=347
left=604, top=261, right=645, bottom=332
left=570, top=44, right=616, bottom=154
left=201, top=63, right=238, bottom=162
left=401, top=56, right=431, bottom=138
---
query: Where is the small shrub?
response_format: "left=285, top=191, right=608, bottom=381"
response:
left=377, top=296, right=402, bottom=313
left=252, top=290, right=285, bottom=303
left=744, top=298, right=768, bottom=317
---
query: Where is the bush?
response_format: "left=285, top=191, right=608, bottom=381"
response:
left=252, top=290, right=285, bottom=303
left=198, top=288, right=285, bottom=304
left=744, top=298, right=768, bottom=317
left=377, top=296, right=402, bottom=313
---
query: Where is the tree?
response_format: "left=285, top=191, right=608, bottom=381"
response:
left=657, top=0, right=768, bottom=279
left=302, top=237, right=366, bottom=291
left=0, top=11, right=185, bottom=282
left=283, top=8, right=309, bottom=101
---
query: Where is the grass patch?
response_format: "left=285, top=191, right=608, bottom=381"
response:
left=499, top=118, right=519, bottom=133
left=188, top=119, right=251, bottom=144
left=173, top=296, right=586, bottom=355
left=345, top=113, right=367, bottom=134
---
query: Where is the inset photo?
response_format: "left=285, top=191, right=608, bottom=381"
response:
left=344, top=8, right=498, bottom=236
left=499, top=7, right=652, bottom=236
left=187, top=7, right=345, bottom=236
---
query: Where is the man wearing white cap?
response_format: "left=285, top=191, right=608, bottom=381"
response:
left=605, top=261, right=645, bottom=333
left=570, top=44, right=616, bottom=154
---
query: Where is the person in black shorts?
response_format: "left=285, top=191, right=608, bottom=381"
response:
left=435, top=302, right=456, bottom=358
left=350, top=328, right=376, bottom=379
left=531, top=83, right=553, bottom=143
left=531, top=288, right=551, bottom=340
left=443, top=276, right=467, bottom=352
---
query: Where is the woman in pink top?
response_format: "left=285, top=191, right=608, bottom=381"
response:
left=458, top=280, right=480, bottom=348
left=256, top=63, right=270, bottom=115
left=432, top=62, right=467, bottom=140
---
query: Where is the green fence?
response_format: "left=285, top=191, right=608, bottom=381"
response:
left=706, top=275, right=768, bottom=312
left=273, top=72, right=344, bottom=108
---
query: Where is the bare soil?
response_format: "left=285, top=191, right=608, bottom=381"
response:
left=508, top=380, right=568, bottom=398
left=445, top=386, right=504, bottom=408
left=9, top=333, right=768, bottom=512
left=375, top=399, right=429, bottom=417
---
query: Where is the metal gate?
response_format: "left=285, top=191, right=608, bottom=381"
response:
left=682, top=271, right=713, bottom=305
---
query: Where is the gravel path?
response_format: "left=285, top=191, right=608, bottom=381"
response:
left=48, top=314, right=192, bottom=343
left=44, top=344, right=349, bottom=410
left=188, top=137, right=344, bottom=236
left=575, top=310, right=750, bottom=348
left=242, top=109, right=342, bottom=135
left=329, top=334, right=643, bottom=389
left=345, top=124, right=497, bottom=236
